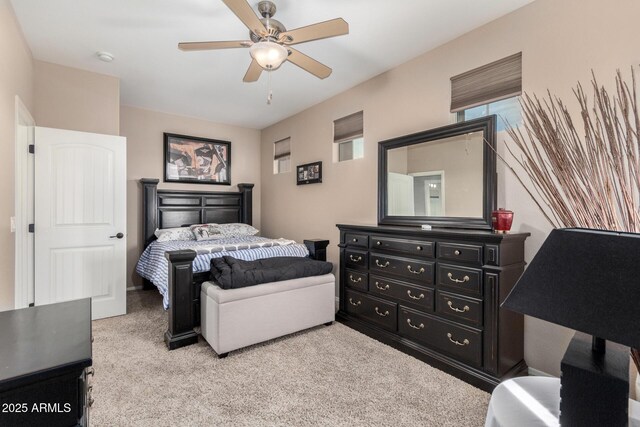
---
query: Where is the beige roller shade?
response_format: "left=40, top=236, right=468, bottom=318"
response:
left=334, top=111, right=363, bottom=144
left=273, top=137, right=290, bottom=160
left=450, top=52, right=522, bottom=113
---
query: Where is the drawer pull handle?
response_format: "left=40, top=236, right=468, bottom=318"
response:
left=407, top=290, right=425, bottom=300
left=447, top=333, right=470, bottom=346
left=454, top=250, right=461, bottom=255
left=349, top=275, right=362, bottom=283
left=375, top=307, right=390, bottom=317
left=407, top=319, right=425, bottom=330
left=348, top=298, right=362, bottom=306
left=349, top=255, right=363, bottom=262
left=87, top=385, right=94, bottom=407
left=407, top=265, right=425, bottom=274
left=376, top=241, right=382, bottom=245
left=447, top=300, right=470, bottom=313
left=416, top=245, right=422, bottom=251
left=447, top=272, right=470, bottom=283
left=87, top=367, right=95, bottom=377
left=375, top=282, right=390, bottom=291
left=375, top=259, right=390, bottom=268
left=352, top=238, right=358, bottom=242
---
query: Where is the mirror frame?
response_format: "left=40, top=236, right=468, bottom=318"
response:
left=378, top=115, right=497, bottom=230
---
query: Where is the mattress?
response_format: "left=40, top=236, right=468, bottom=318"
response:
left=136, top=236, right=310, bottom=308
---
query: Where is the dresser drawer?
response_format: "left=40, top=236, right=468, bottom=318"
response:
left=345, top=249, right=368, bottom=269
left=345, top=290, right=398, bottom=332
left=398, top=307, right=482, bottom=367
left=436, top=291, right=483, bottom=327
left=437, top=263, right=482, bottom=296
left=345, top=233, right=368, bottom=248
left=345, top=269, right=368, bottom=292
left=369, top=253, right=434, bottom=284
left=437, top=242, right=483, bottom=264
left=370, top=236, right=434, bottom=258
left=369, top=275, right=434, bottom=313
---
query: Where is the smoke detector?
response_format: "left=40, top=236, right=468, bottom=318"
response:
left=96, top=51, right=114, bottom=62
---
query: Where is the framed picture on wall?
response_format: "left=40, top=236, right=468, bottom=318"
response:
left=164, top=133, right=231, bottom=185
left=296, top=161, right=322, bottom=185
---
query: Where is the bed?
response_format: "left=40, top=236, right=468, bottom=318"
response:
left=137, top=178, right=330, bottom=350
left=137, top=236, right=310, bottom=309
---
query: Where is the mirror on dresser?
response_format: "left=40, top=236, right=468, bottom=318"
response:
left=378, top=115, right=496, bottom=230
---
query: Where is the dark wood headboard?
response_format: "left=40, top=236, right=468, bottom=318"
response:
left=140, top=178, right=254, bottom=249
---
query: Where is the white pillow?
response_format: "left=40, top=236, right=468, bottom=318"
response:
left=190, top=224, right=225, bottom=241
left=154, top=227, right=196, bottom=242
left=214, top=223, right=259, bottom=237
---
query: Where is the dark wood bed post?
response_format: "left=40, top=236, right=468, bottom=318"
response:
left=304, top=240, right=329, bottom=262
left=164, top=250, right=199, bottom=350
left=237, top=183, right=254, bottom=225
left=141, top=178, right=160, bottom=290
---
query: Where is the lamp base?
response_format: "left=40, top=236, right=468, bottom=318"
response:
left=560, top=332, right=629, bottom=426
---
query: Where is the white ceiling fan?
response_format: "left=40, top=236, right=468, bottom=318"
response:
left=178, top=0, right=349, bottom=82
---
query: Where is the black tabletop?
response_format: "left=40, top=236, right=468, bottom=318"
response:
left=0, top=298, right=92, bottom=391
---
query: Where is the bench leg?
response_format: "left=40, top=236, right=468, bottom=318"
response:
left=217, top=352, right=229, bottom=359
left=324, top=321, right=334, bottom=326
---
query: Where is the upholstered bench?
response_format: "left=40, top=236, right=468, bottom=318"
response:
left=200, top=273, right=336, bottom=357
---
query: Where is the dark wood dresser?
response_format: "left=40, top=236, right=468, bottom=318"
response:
left=337, top=224, right=529, bottom=391
left=0, top=299, right=93, bottom=426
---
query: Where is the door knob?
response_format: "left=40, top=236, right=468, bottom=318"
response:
left=110, top=232, right=124, bottom=239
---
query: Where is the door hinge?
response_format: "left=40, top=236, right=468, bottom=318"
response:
left=28, top=224, right=34, bottom=233
left=28, top=144, right=35, bottom=154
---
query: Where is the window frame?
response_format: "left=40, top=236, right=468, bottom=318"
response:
left=273, top=137, right=291, bottom=174
left=333, top=111, right=364, bottom=163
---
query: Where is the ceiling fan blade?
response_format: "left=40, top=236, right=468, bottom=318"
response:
left=243, top=59, right=263, bottom=82
left=222, top=0, right=267, bottom=37
left=286, top=48, right=332, bottom=79
left=178, top=40, right=252, bottom=51
left=279, top=18, right=349, bottom=45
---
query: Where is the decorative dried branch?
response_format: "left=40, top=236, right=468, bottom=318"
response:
left=502, top=68, right=640, bottom=233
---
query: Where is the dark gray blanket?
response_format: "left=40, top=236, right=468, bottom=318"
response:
left=211, top=256, right=333, bottom=290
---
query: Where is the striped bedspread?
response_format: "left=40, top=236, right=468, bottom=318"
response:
left=136, top=236, right=309, bottom=309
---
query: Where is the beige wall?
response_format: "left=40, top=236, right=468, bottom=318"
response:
left=0, top=0, right=33, bottom=310
left=260, top=0, right=640, bottom=376
left=34, top=60, right=120, bottom=135
left=121, top=106, right=262, bottom=288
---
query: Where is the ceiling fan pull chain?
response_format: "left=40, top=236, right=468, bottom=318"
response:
left=267, top=70, right=273, bottom=105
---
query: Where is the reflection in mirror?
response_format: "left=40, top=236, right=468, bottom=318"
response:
left=386, top=131, right=484, bottom=218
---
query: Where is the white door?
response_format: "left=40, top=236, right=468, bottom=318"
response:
left=14, top=96, right=35, bottom=309
left=34, top=127, right=126, bottom=320
left=387, top=172, right=415, bottom=216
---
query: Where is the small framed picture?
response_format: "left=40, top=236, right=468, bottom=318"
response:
left=296, top=161, right=322, bottom=185
left=164, top=133, right=231, bottom=185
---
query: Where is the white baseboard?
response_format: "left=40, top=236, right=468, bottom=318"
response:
left=528, top=367, right=555, bottom=377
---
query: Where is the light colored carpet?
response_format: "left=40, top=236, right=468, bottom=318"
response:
left=90, top=290, right=490, bottom=426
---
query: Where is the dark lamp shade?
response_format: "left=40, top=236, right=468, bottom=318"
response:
left=502, top=228, right=640, bottom=349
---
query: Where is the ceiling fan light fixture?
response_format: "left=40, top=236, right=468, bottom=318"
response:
left=249, top=41, right=288, bottom=70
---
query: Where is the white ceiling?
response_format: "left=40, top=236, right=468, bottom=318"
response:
left=11, top=0, right=534, bottom=129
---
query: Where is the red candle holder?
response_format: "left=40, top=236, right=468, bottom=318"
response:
left=492, top=208, right=514, bottom=233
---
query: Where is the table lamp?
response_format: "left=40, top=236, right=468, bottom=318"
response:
left=502, top=228, right=640, bottom=426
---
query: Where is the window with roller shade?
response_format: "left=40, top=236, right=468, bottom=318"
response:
left=451, top=52, right=522, bottom=131
left=273, top=137, right=291, bottom=174
left=334, top=111, right=364, bottom=162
